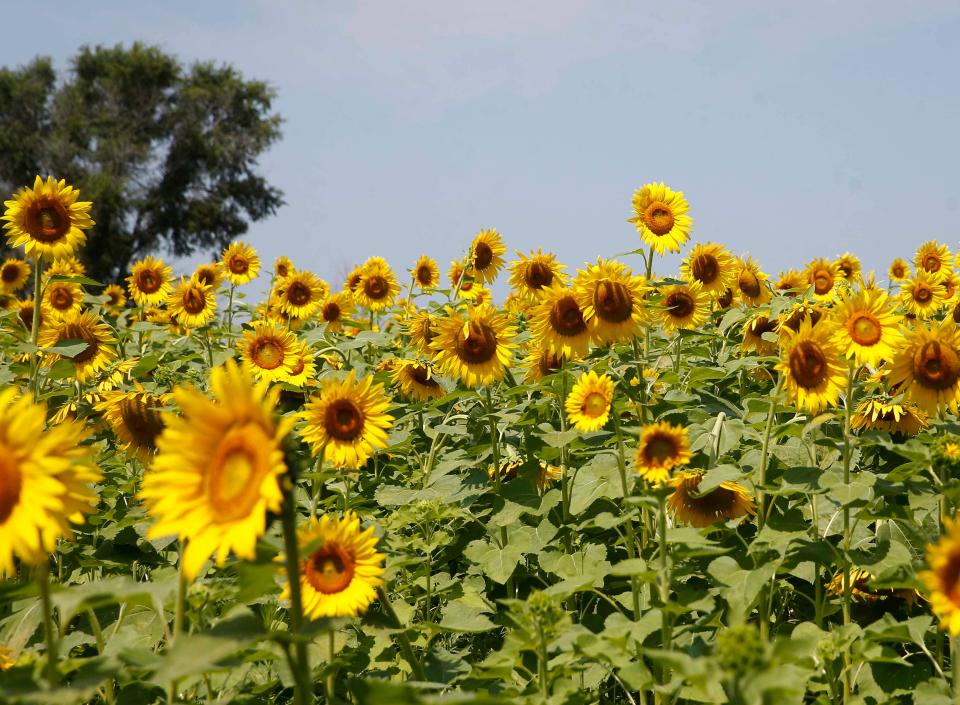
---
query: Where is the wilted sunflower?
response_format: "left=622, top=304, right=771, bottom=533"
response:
left=0, top=259, right=30, bottom=292
left=276, top=270, right=327, bottom=319
left=430, top=304, right=517, bottom=388
left=102, top=284, right=126, bottom=314
left=238, top=321, right=299, bottom=383
left=509, top=249, right=568, bottom=298
left=39, top=310, right=118, bottom=383
left=804, top=257, right=841, bottom=301
left=834, top=252, right=862, bottom=282
left=741, top=314, right=778, bottom=355
left=320, top=292, right=354, bottom=333
left=888, top=321, right=960, bottom=414
left=281, top=512, right=385, bottom=619
left=127, top=256, right=173, bottom=307
left=96, top=390, right=168, bottom=461
left=221, top=241, right=260, bottom=285
left=574, top=259, right=646, bottom=344
left=920, top=518, right=960, bottom=636
left=286, top=341, right=318, bottom=388
left=680, top=243, right=735, bottom=298
left=140, top=361, right=293, bottom=580
left=530, top=284, right=592, bottom=359
left=565, top=370, right=614, bottom=432
left=470, top=229, right=507, bottom=284
left=734, top=257, right=772, bottom=306
left=851, top=398, right=928, bottom=436
left=774, top=269, right=806, bottom=296
left=915, top=240, right=952, bottom=276
left=411, top=255, right=440, bottom=289
left=0, top=388, right=101, bottom=574
left=273, top=256, right=294, bottom=280
left=193, top=262, right=223, bottom=290
left=888, top=258, right=911, bottom=282
left=300, top=370, right=394, bottom=469
left=658, top=281, right=709, bottom=334
left=777, top=316, right=847, bottom=414
left=2, top=176, right=94, bottom=260
left=899, top=271, right=947, bottom=319
left=392, top=360, right=445, bottom=401
left=629, top=182, right=692, bottom=254
left=43, top=278, right=83, bottom=318
left=635, top=421, right=692, bottom=484
left=168, top=276, right=217, bottom=329
left=354, top=258, right=399, bottom=311
left=667, top=471, right=754, bottom=528
left=830, top=289, right=901, bottom=368
left=521, top=344, right=564, bottom=382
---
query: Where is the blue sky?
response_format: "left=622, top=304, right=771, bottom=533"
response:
left=4, top=1, right=960, bottom=294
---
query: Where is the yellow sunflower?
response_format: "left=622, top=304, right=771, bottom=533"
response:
left=830, top=289, right=901, bottom=368
left=667, top=471, right=754, bottom=528
left=521, top=344, right=564, bottom=382
left=470, top=229, right=507, bottom=284
left=658, top=281, right=709, bottom=334
left=14, top=297, right=46, bottom=333
left=354, top=259, right=399, bottom=311
left=680, top=242, right=735, bottom=298
left=221, top=241, right=260, bottom=285
left=851, top=398, right=928, bottom=436
left=509, top=249, right=568, bottom=298
left=741, top=314, right=778, bottom=355
left=281, top=512, right=385, bottom=619
left=834, top=252, right=862, bottom=282
left=529, top=284, right=592, bottom=359
left=286, top=341, right=318, bottom=388
left=411, top=255, right=440, bottom=289
left=300, top=370, right=394, bottom=469
left=0, top=388, right=101, bottom=574
left=49, top=257, right=85, bottom=277
left=899, top=271, right=947, bottom=319
left=95, top=390, right=169, bottom=461
left=127, top=256, right=173, bottom=307
left=734, top=257, right=772, bottom=306
left=194, top=262, right=224, bottom=290
left=888, top=258, right=911, bottom=282
left=430, top=304, right=517, bottom=388
left=565, top=370, right=614, bottom=432
left=406, top=310, right=438, bottom=355
left=448, top=259, right=483, bottom=301
left=716, top=288, right=736, bottom=308
left=888, top=321, right=960, bottom=414
left=102, top=284, right=126, bottom=314
left=774, top=269, right=807, bottom=296
left=776, top=316, right=847, bottom=414
left=39, top=310, right=118, bottom=383
left=344, top=265, right=364, bottom=294
left=573, top=258, right=647, bottom=344
left=168, top=276, right=217, bottom=329
left=777, top=301, right=827, bottom=337
left=919, top=518, right=960, bottom=636
left=43, top=278, right=83, bottom=318
left=273, top=256, right=294, bottom=280
left=139, top=361, right=293, bottom=579
left=804, top=257, right=842, bottom=302
left=238, top=321, right=299, bottom=383
left=276, top=270, right=327, bottom=319
left=915, top=241, right=952, bottom=277
left=629, top=182, right=692, bottom=254
left=0, top=259, right=30, bottom=292
left=392, top=360, right=445, bottom=401
left=2, top=176, right=94, bottom=260
left=320, top=292, right=354, bottom=333
left=635, top=421, right=692, bottom=485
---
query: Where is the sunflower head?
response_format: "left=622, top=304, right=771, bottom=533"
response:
left=680, top=243, right=735, bottom=297
left=889, top=258, right=911, bottom=282
left=804, top=257, right=841, bottom=301
left=774, top=269, right=806, bottom=296
left=899, top=271, right=947, bottom=319
left=470, top=229, right=507, bottom=284
left=274, top=256, right=294, bottom=280
left=629, top=182, right=692, bottom=254
left=96, top=390, right=169, bottom=461
left=915, top=241, right=952, bottom=276
left=276, top=270, right=327, bottom=320
left=0, top=259, right=30, bottom=292
left=667, top=471, right=754, bottom=527
left=734, top=257, right=772, bottom=306
left=530, top=284, right=592, bottom=359
left=521, top=344, right=565, bottom=382
left=2, top=176, right=94, bottom=259
left=888, top=321, right=960, bottom=415
left=565, top=370, right=615, bottom=432
left=741, top=313, right=778, bottom=355
left=44, top=278, right=83, bottom=317
left=776, top=316, right=847, bottom=414
left=509, top=249, right=568, bottom=298
left=573, top=258, right=647, bottom=344
left=919, top=518, right=960, bottom=636
left=194, top=262, right=224, bottom=290
left=834, top=253, right=862, bottom=282
left=392, top=360, right=445, bottom=401
left=127, top=256, right=174, bottom=307
left=169, top=275, right=217, bottom=329
left=430, top=304, right=517, bottom=388
left=239, top=321, right=300, bottom=382
left=102, top=284, right=127, bottom=314
left=411, top=255, right=440, bottom=289
left=635, top=421, right=692, bottom=485
left=221, top=241, right=261, bottom=285
left=658, top=281, right=709, bottom=333
left=830, top=289, right=901, bottom=368
left=354, top=258, right=399, bottom=311
left=320, top=291, right=354, bottom=332
left=38, top=309, right=118, bottom=383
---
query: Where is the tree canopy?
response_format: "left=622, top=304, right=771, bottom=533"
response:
left=0, top=42, right=284, bottom=282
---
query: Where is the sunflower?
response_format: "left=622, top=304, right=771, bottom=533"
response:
left=574, top=259, right=647, bottom=344
left=127, top=256, right=173, bottom=307
left=629, top=182, right=692, bottom=254
left=509, top=249, right=568, bottom=298
left=49, top=257, right=85, bottom=277
left=470, top=229, right=507, bottom=284
left=851, top=398, right=928, bottom=436
left=274, top=256, right=294, bottom=280
left=825, top=568, right=916, bottom=604
left=888, top=320, right=960, bottom=414
left=320, top=292, right=354, bottom=333
left=635, top=421, right=692, bottom=484
left=392, top=360, right=445, bottom=401
left=102, top=284, right=126, bottom=314
left=919, top=518, right=960, bottom=636
left=221, top=242, right=260, bottom=285
left=521, top=344, right=564, bottom=382
left=139, top=361, right=292, bottom=579
left=168, top=276, right=217, bottom=329
left=915, top=241, right=952, bottom=276
left=490, top=458, right=562, bottom=490
left=238, top=321, right=299, bottom=383
left=448, top=259, right=483, bottom=301
left=39, top=310, right=118, bottom=383
left=344, top=265, right=364, bottom=294
left=667, top=471, right=754, bottom=527
left=0, top=259, right=30, bottom=292
left=275, top=270, right=326, bottom=319
left=804, top=257, right=841, bottom=301
left=2, top=176, right=94, bottom=260
left=0, top=388, right=101, bottom=574
left=899, top=271, right=947, bottom=319
left=529, top=284, right=592, bottom=359
left=43, top=278, right=83, bottom=318
left=285, top=341, right=318, bottom=388
left=194, top=262, right=224, bottom=290
left=354, top=259, right=399, bottom=311
left=565, top=370, right=614, bottom=432
left=281, top=512, right=385, bottom=619
left=406, top=310, right=437, bottom=355
left=658, top=281, right=709, bottom=334
left=716, top=288, right=736, bottom=308
left=776, top=316, right=847, bottom=414
left=834, top=252, right=862, bottom=282
left=741, top=314, right=778, bottom=355
left=775, top=269, right=807, bottom=296
left=95, top=390, right=169, bottom=461
left=14, top=297, right=46, bottom=333
left=430, top=304, right=517, bottom=388
left=888, top=258, right=911, bottom=282
left=680, top=243, right=735, bottom=298
left=300, top=370, right=394, bottom=469
left=411, top=255, right=440, bottom=289
left=945, top=273, right=960, bottom=303
left=777, top=301, right=827, bottom=337
left=145, top=305, right=170, bottom=325
left=830, top=289, right=901, bottom=367
left=734, top=257, right=772, bottom=306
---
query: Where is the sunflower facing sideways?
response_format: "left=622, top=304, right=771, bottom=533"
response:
left=635, top=421, right=692, bottom=484
left=919, top=518, right=960, bottom=636
left=574, top=258, right=646, bottom=344
left=888, top=320, right=960, bottom=414
left=411, top=255, right=440, bottom=290
left=300, top=370, right=394, bottom=469
left=529, top=284, right=592, bottom=359
left=2, top=176, right=95, bottom=260
left=830, top=289, right=901, bottom=368
left=733, top=257, right=772, bottom=306
left=629, top=182, right=692, bottom=255
left=221, top=241, right=261, bottom=286
left=658, top=281, right=709, bottom=334
left=273, top=256, right=294, bottom=280
left=448, top=259, right=483, bottom=301
left=851, top=398, right=928, bottom=436
left=286, top=340, right=318, bottom=388
left=774, top=269, right=807, bottom=296
left=281, top=512, right=385, bottom=619
left=0, top=259, right=30, bottom=293
left=667, top=471, right=754, bottom=528
left=127, top=256, right=173, bottom=307
left=139, top=361, right=293, bottom=580
left=509, top=249, right=568, bottom=298
left=39, top=310, right=118, bottom=383
left=431, top=304, right=517, bottom=388
left=899, top=270, right=947, bottom=319
left=470, top=229, right=507, bottom=284
left=777, top=316, right=847, bottom=414
left=741, top=313, right=778, bottom=355
left=168, top=276, right=217, bottom=329
left=193, top=262, right=223, bottom=290
left=834, top=252, right=862, bottom=282
left=521, top=344, right=564, bottom=382
left=680, top=243, right=735, bottom=299
left=0, top=388, right=101, bottom=574
left=238, top=321, right=300, bottom=383
left=95, top=389, right=169, bottom=462
left=392, top=360, right=445, bottom=401
left=565, top=370, right=614, bottom=432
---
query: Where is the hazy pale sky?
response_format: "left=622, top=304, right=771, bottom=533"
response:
left=4, top=1, right=960, bottom=293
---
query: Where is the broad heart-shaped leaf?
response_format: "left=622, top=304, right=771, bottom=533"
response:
left=436, top=600, right=496, bottom=633
left=40, top=339, right=89, bottom=358
left=51, top=572, right=179, bottom=626
left=707, top=555, right=777, bottom=621
left=540, top=543, right=611, bottom=596
left=819, top=470, right=876, bottom=507
left=569, top=453, right=621, bottom=515
left=463, top=540, right=523, bottom=584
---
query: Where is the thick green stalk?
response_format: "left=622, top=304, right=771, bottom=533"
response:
left=29, top=256, right=43, bottom=395
left=484, top=385, right=512, bottom=596
left=756, top=376, right=784, bottom=531
left=36, top=557, right=58, bottom=688
left=612, top=411, right=642, bottom=619
left=167, top=545, right=188, bottom=704
left=325, top=630, right=337, bottom=704
left=537, top=622, right=550, bottom=701
left=226, top=283, right=236, bottom=334
left=376, top=585, right=427, bottom=680
left=558, top=367, right=570, bottom=527
left=280, top=479, right=312, bottom=705
left=657, top=496, right=672, bottom=690
left=841, top=370, right=855, bottom=704
left=954, top=636, right=960, bottom=705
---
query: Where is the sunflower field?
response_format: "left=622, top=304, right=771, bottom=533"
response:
left=2, top=176, right=960, bottom=705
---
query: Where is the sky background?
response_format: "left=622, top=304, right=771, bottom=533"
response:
left=3, top=1, right=960, bottom=297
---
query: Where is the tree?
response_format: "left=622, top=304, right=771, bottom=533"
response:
left=0, top=43, right=283, bottom=282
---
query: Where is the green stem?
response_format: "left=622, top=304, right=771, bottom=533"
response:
left=167, top=546, right=188, bottom=704
left=537, top=622, right=550, bottom=701
left=841, top=369, right=856, bottom=704
left=612, top=411, right=642, bottom=619
left=325, top=630, right=337, bottom=704
left=376, top=585, right=427, bottom=680
left=36, top=556, right=58, bottom=688
left=484, top=386, right=513, bottom=596
left=657, top=495, right=672, bottom=685
left=280, top=478, right=312, bottom=705
left=644, top=244, right=655, bottom=281
left=558, top=367, right=570, bottom=528
left=86, top=608, right=115, bottom=704
left=756, top=376, right=784, bottom=531
left=226, top=283, right=236, bottom=334
left=29, top=256, right=43, bottom=395
left=954, top=635, right=960, bottom=705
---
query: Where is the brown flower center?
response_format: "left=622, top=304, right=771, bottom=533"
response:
left=1, top=264, right=21, bottom=283
left=953, top=301, right=960, bottom=325
left=788, top=340, right=827, bottom=389
left=228, top=256, right=250, bottom=275
left=847, top=312, right=882, bottom=346
left=408, top=363, right=438, bottom=387
left=914, top=284, right=933, bottom=304
left=738, top=270, right=761, bottom=299
left=750, top=316, right=777, bottom=337
left=455, top=320, right=498, bottom=364
left=60, top=322, right=100, bottom=364
left=812, top=269, right=834, bottom=296
left=582, top=392, right=608, bottom=417
left=538, top=350, right=562, bottom=378
left=644, top=201, right=675, bottom=236
left=207, top=423, right=273, bottom=523
left=196, top=267, right=217, bottom=286
left=416, top=265, right=434, bottom=286
left=49, top=285, right=76, bottom=311
left=136, top=269, right=162, bottom=295
left=323, top=302, right=342, bottom=322
left=26, top=199, right=70, bottom=243
left=473, top=242, right=493, bottom=270
left=251, top=338, right=285, bottom=370
left=691, top=254, right=719, bottom=285
left=287, top=281, right=312, bottom=307
left=549, top=295, right=587, bottom=336
left=643, top=434, right=678, bottom=466
left=276, top=263, right=290, bottom=278
left=107, top=289, right=122, bottom=306
left=594, top=281, right=633, bottom=323
left=913, top=341, right=960, bottom=390
left=325, top=398, right=364, bottom=441
left=525, top=261, right=554, bottom=290
left=665, top=291, right=694, bottom=319
left=717, top=288, right=734, bottom=308
left=0, top=442, right=23, bottom=523
left=182, top=287, right=206, bottom=315
left=924, top=255, right=942, bottom=273
left=364, top=275, right=388, bottom=300
left=118, top=396, right=165, bottom=449
left=304, top=543, right=355, bottom=594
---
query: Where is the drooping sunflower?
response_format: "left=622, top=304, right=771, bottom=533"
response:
left=470, top=229, right=507, bottom=284
left=95, top=390, right=169, bottom=461
left=830, top=289, right=901, bottom=368
left=629, top=182, right=692, bottom=254
left=139, top=361, right=292, bottom=579
left=734, top=257, right=772, bottom=306
left=300, top=370, right=394, bottom=469
left=825, top=567, right=917, bottom=604
left=392, top=360, right=445, bottom=401
left=221, top=241, right=261, bottom=285
left=658, top=281, right=709, bottom=334
left=430, top=304, right=517, bottom=388
left=448, top=259, right=482, bottom=301
left=0, top=388, right=101, bottom=574
left=194, top=262, right=223, bottom=290
left=774, top=269, right=807, bottom=296
left=320, top=291, right=354, bottom=333
left=741, top=313, right=778, bottom=355
left=680, top=243, right=735, bottom=298
left=521, top=344, right=564, bottom=382
left=411, top=255, right=440, bottom=289
left=273, top=256, right=294, bottom=280
left=102, top=284, right=126, bottom=314
left=0, top=259, right=30, bottom=292
left=238, top=321, right=299, bottom=383
left=635, top=421, right=692, bottom=485
left=920, top=518, right=960, bottom=636
left=565, top=370, right=614, bottom=432
left=281, top=512, right=385, bottom=619
left=899, top=271, right=947, bottom=319
left=888, top=258, right=911, bottom=282
left=667, top=471, right=754, bottom=528
left=776, top=316, right=847, bottom=414
left=39, top=310, right=118, bottom=383
left=286, top=341, right=318, bottom=388
left=915, top=241, right=952, bottom=277
left=777, top=301, right=827, bottom=337
left=354, top=258, right=399, bottom=311
left=509, top=249, right=568, bottom=298
left=716, top=287, right=736, bottom=308
left=529, top=284, right=592, bottom=359
left=2, top=176, right=94, bottom=260
left=127, top=256, right=173, bottom=307
left=851, top=398, right=928, bottom=436
left=168, top=276, right=217, bottom=329
left=804, top=257, right=842, bottom=302
left=275, top=270, right=327, bottom=319
left=574, top=258, right=647, bottom=344
left=888, top=321, right=960, bottom=414
left=43, top=278, right=83, bottom=318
